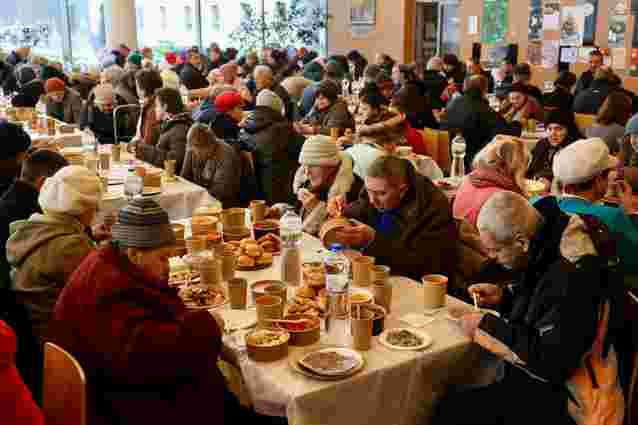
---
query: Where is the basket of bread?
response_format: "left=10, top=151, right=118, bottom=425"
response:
left=286, top=262, right=329, bottom=317
left=228, top=238, right=275, bottom=270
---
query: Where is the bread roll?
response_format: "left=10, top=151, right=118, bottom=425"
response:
left=245, top=245, right=263, bottom=258
left=238, top=255, right=255, bottom=268
left=296, top=285, right=316, bottom=299
left=260, top=240, right=276, bottom=252
left=240, top=238, right=258, bottom=249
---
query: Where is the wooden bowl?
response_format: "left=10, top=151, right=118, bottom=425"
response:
left=280, top=314, right=321, bottom=346
left=245, top=329, right=290, bottom=362
left=319, top=218, right=352, bottom=248
left=222, top=208, right=247, bottom=229
left=350, top=289, right=373, bottom=306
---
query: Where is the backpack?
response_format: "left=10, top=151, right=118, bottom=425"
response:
left=566, top=214, right=626, bottom=425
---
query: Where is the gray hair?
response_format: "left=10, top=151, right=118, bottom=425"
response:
left=472, top=135, right=530, bottom=195
left=426, top=56, right=443, bottom=71
left=367, top=156, right=410, bottom=183
left=477, top=191, right=542, bottom=243
left=254, top=65, right=273, bottom=79
left=101, top=65, right=125, bottom=85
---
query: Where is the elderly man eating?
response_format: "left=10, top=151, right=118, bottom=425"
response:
left=433, top=191, right=623, bottom=425
left=330, top=156, right=457, bottom=282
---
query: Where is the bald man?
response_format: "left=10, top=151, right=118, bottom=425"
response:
left=253, top=65, right=294, bottom=121
left=433, top=191, right=623, bottom=425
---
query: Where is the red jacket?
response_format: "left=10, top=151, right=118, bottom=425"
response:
left=53, top=245, right=226, bottom=425
left=0, top=320, right=43, bottom=425
left=405, top=122, right=428, bottom=155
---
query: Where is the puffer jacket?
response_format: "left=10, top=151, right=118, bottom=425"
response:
left=179, top=63, right=208, bottom=90
left=11, top=80, right=45, bottom=108
left=7, top=213, right=94, bottom=345
left=305, top=100, right=355, bottom=136
left=137, top=113, right=193, bottom=172
left=241, top=106, right=304, bottom=205
left=180, top=140, right=242, bottom=207
left=45, top=88, right=83, bottom=124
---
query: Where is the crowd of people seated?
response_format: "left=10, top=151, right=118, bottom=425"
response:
left=0, top=41, right=637, bottom=425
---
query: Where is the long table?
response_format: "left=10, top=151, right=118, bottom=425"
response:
left=203, top=232, right=496, bottom=425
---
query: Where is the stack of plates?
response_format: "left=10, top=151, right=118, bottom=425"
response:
left=191, top=216, right=219, bottom=236
left=60, top=147, right=85, bottom=166
left=289, top=347, right=365, bottom=380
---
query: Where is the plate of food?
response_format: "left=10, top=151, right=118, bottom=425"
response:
left=231, top=238, right=274, bottom=270
left=350, top=289, right=373, bottom=305
left=298, top=347, right=364, bottom=377
left=379, top=328, right=432, bottom=351
left=218, top=309, right=258, bottom=332
left=178, top=284, right=227, bottom=310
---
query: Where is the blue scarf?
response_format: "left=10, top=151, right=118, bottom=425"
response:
left=374, top=208, right=401, bottom=238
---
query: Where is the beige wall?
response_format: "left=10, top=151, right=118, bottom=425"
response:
left=327, top=0, right=412, bottom=63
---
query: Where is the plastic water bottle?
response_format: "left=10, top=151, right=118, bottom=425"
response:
left=82, top=129, right=97, bottom=155
left=36, top=97, right=46, bottom=116
left=450, top=135, right=466, bottom=186
left=324, top=243, right=350, bottom=342
left=280, top=209, right=303, bottom=286
left=124, top=161, right=143, bottom=200
left=180, top=84, right=190, bottom=107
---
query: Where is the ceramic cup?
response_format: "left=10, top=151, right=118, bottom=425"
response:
left=422, top=274, right=448, bottom=311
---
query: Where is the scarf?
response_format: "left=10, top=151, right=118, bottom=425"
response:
left=468, top=168, right=525, bottom=195
left=374, top=208, right=401, bottom=238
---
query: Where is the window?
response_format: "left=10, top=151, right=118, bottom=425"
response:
left=439, top=2, right=460, bottom=56
left=160, top=6, right=168, bottom=30
left=68, top=0, right=106, bottom=66
left=210, top=4, right=221, bottom=32
left=184, top=5, right=193, bottom=31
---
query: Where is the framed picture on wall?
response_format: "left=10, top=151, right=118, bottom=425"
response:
left=350, top=0, right=376, bottom=26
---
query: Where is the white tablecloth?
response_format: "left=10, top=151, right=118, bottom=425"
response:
left=207, top=233, right=495, bottom=425
left=28, top=129, right=83, bottom=149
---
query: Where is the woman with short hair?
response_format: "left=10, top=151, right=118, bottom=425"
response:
left=133, top=69, right=163, bottom=147
left=586, top=90, right=633, bottom=153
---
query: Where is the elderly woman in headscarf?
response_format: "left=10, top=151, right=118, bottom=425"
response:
left=453, top=135, right=531, bottom=227
left=297, top=80, right=355, bottom=136
left=181, top=124, right=242, bottom=207
left=53, top=198, right=277, bottom=425
left=80, top=83, right=129, bottom=144
left=7, top=165, right=106, bottom=346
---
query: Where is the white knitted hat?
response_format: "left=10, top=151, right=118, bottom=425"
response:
left=160, top=69, right=180, bottom=90
left=299, top=135, right=341, bottom=167
left=553, top=138, right=619, bottom=185
left=39, top=166, right=103, bottom=216
left=256, top=89, right=284, bottom=116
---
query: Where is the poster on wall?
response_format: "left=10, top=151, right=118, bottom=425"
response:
left=542, top=40, right=560, bottom=68
left=608, top=0, right=628, bottom=48
left=577, top=0, right=599, bottom=45
left=481, top=0, right=509, bottom=44
left=528, top=42, right=542, bottom=65
left=543, top=2, right=561, bottom=31
left=486, top=44, right=509, bottom=68
left=350, top=0, right=376, bottom=26
left=529, top=0, right=543, bottom=41
left=560, top=46, right=579, bottom=63
left=560, top=6, right=585, bottom=46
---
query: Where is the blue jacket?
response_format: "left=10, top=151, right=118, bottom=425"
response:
left=553, top=196, right=638, bottom=283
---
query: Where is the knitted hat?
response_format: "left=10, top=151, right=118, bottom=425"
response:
left=545, top=109, right=575, bottom=129
left=165, top=52, right=177, bottom=65
left=127, top=52, right=143, bottom=67
left=553, top=138, right=619, bottom=185
left=507, top=82, right=529, bottom=95
left=112, top=198, right=176, bottom=248
left=39, top=166, right=103, bottom=216
left=299, top=135, right=341, bottom=167
left=0, top=120, right=31, bottom=159
left=215, top=91, right=243, bottom=113
left=16, top=65, right=36, bottom=86
left=316, top=80, right=340, bottom=103
left=160, top=69, right=180, bottom=90
left=44, top=77, right=65, bottom=95
left=93, top=83, right=114, bottom=104
left=626, top=113, right=638, bottom=136
left=256, top=89, right=284, bottom=116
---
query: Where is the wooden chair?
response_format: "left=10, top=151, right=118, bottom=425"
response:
left=574, top=113, right=596, bottom=135
left=43, top=342, right=86, bottom=425
left=418, top=128, right=451, bottom=173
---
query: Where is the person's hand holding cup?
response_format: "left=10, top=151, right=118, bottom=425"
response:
left=468, top=283, right=503, bottom=307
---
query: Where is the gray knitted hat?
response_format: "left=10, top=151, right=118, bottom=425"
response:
left=112, top=198, right=176, bottom=248
left=256, top=89, right=284, bottom=116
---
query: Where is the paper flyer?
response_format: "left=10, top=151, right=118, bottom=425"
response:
left=542, top=40, right=560, bottom=68
left=560, top=46, right=579, bottom=63
left=608, top=1, right=628, bottom=48
left=578, top=0, right=599, bottom=45
left=528, top=42, right=542, bottom=66
left=561, top=6, right=585, bottom=46
left=529, top=0, right=542, bottom=41
left=543, top=2, right=560, bottom=31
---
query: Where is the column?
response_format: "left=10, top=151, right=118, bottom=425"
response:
left=105, top=0, right=138, bottom=50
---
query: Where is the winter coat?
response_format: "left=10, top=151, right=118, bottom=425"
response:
left=11, top=80, right=45, bottom=108
left=526, top=138, right=573, bottom=181
left=478, top=196, right=618, bottom=391
left=210, top=112, right=240, bottom=141
left=137, top=113, right=193, bottom=172
left=135, top=96, right=160, bottom=147
left=586, top=123, right=625, bottom=153
left=242, top=106, right=304, bottom=205
left=0, top=320, right=44, bottom=425
left=192, top=99, right=217, bottom=125
left=344, top=160, right=458, bottom=283
left=7, top=213, right=94, bottom=345
left=573, top=80, right=613, bottom=115
left=179, top=63, right=209, bottom=90
left=453, top=169, right=526, bottom=227
left=45, top=88, right=83, bottom=124
left=293, top=154, right=364, bottom=236
left=440, top=88, right=522, bottom=167
left=575, top=69, right=595, bottom=96
left=53, top=245, right=227, bottom=425
left=260, top=84, right=294, bottom=122
left=180, top=140, right=242, bottom=207
left=0, top=181, right=41, bottom=291
left=421, top=70, right=448, bottom=110
left=543, top=86, right=575, bottom=112
left=305, top=100, right=355, bottom=136
left=80, top=92, right=133, bottom=144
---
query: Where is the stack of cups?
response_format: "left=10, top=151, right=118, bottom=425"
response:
left=352, top=256, right=375, bottom=287
left=228, top=278, right=248, bottom=309
left=371, top=265, right=392, bottom=313
left=221, top=244, right=237, bottom=282
left=186, top=236, right=207, bottom=255
left=250, top=200, right=267, bottom=222
left=422, top=274, right=448, bottom=311
left=199, top=256, right=221, bottom=288
left=351, top=306, right=374, bottom=350
left=256, top=295, right=284, bottom=327
left=172, top=224, right=186, bottom=257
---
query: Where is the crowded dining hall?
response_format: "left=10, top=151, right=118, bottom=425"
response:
left=2, top=0, right=638, bottom=424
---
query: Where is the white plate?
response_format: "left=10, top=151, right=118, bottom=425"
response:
left=185, top=296, right=228, bottom=310
left=217, top=309, right=257, bottom=331
left=379, top=328, right=433, bottom=351
left=299, top=347, right=363, bottom=376
left=399, top=313, right=436, bottom=328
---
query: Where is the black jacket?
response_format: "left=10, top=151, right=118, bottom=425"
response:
left=478, top=196, right=622, bottom=387
left=543, top=86, right=574, bottom=111
left=421, top=71, right=448, bottom=110
left=210, top=112, right=240, bottom=141
left=526, top=138, right=574, bottom=181
left=137, top=113, right=193, bottom=172
left=573, top=79, right=612, bottom=115
left=0, top=181, right=41, bottom=290
left=440, top=88, right=521, bottom=165
left=179, top=63, right=209, bottom=90
left=575, top=69, right=594, bottom=96
left=242, top=106, right=304, bottom=205
left=11, top=80, right=45, bottom=108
